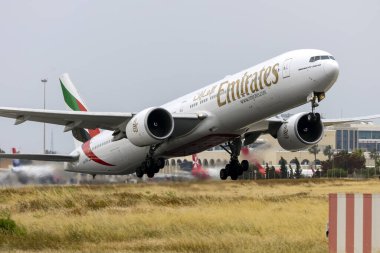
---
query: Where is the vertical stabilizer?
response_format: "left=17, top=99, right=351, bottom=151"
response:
left=59, top=73, right=100, bottom=147
left=192, top=154, right=199, bottom=170
left=191, top=154, right=209, bottom=179
left=12, top=148, right=21, bottom=167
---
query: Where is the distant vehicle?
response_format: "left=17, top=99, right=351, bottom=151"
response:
left=1, top=49, right=379, bottom=181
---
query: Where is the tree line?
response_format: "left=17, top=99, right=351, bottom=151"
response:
left=248, top=144, right=377, bottom=179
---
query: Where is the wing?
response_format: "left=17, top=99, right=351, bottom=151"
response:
left=0, top=107, right=133, bottom=131
left=247, top=114, right=380, bottom=131
left=242, top=114, right=380, bottom=146
left=0, top=153, right=79, bottom=162
left=0, top=107, right=206, bottom=137
left=321, top=115, right=380, bottom=126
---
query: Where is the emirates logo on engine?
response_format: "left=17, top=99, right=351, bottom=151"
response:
left=283, top=124, right=289, bottom=139
left=132, top=119, right=139, bottom=133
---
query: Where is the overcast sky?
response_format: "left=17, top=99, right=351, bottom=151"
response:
left=0, top=0, right=379, bottom=153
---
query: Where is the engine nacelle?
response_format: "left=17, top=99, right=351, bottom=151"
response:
left=126, top=107, right=174, bottom=147
left=277, top=112, right=324, bottom=151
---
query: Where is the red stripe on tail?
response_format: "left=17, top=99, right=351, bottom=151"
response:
left=75, top=98, right=100, bottom=138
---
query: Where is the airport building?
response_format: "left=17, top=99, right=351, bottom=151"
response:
left=334, top=123, right=380, bottom=152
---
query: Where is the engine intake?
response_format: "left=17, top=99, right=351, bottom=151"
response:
left=126, top=107, right=174, bottom=147
left=277, top=112, right=324, bottom=151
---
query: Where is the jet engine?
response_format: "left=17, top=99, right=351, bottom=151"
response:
left=276, top=112, right=324, bottom=151
left=126, top=107, right=174, bottom=147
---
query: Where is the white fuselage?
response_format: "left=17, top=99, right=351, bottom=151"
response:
left=66, top=49, right=339, bottom=175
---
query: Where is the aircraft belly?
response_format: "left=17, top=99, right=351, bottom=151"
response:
left=67, top=138, right=147, bottom=175
left=162, top=134, right=239, bottom=157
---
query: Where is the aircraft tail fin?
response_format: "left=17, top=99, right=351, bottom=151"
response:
left=192, top=154, right=199, bottom=170
left=59, top=73, right=100, bottom=147
left=191, top=154, right=209, bottom=179
left=12, top=148, right=21, bottom=167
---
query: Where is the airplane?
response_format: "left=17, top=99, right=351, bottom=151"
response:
left=0, top=49, right=379, bottom=181
left=191, top=154, right=210, bottom=179
left=10, top=148, right=58, bottom=184
left=178, top=154, right=221, bottom=179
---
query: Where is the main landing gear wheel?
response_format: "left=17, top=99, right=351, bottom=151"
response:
left=220, top=168, right=228, bottom=180
left=136, top=159, right=162, bottom=179
left=147, top=171, right=155, bottom=178
left=154, top=158, right=165, bottom=173
left=135, top=145, right=166, bottom=179
left=136, top=167, right=144, bottom=178
left=219, top=138, right=250, bottom=180
left=241, top=160, right=249, bottom=171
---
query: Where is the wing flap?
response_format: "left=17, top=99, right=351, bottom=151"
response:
left=0, top=153, right=79, bottom=162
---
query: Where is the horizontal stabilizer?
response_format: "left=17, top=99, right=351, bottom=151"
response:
left=0, top=153, right=79, bottom=162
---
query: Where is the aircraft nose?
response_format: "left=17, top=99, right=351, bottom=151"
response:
left=323, top=59, right=339, bottom=84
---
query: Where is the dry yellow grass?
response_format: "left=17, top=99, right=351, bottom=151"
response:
left=0, top=179, right=379, bottom=253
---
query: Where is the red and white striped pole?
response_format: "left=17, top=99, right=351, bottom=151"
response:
left=329, top=193, right=380, bottom=253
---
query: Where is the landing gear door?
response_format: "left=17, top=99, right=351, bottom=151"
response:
left=282, top=58, right=292, bottom=78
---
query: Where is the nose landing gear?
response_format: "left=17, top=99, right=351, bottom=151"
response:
left=307, top=94, right=322, bottom=123
left=308, top=92, right=325, bottom=122
left=219, top=138, right=249, bottom=180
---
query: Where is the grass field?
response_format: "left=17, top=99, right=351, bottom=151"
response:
left=0, top=179, right=379, bottom=253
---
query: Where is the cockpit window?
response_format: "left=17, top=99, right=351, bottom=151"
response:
left=309, top=55, right=337, bottom=63
left=310, top=55, right=336, bottom=63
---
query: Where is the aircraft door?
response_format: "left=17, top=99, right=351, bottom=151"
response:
left=179, top=100, right=186, bottom=113
left=282, top=58, right=292, bottom=78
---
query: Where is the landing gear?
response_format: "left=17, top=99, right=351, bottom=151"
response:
left=219, top=138, right=249, bottom=180
left=135, top=145, right=165, bottom=178
left=307, top=94, right=324, bottom=122
left=92, top=174, right=96, bottom=180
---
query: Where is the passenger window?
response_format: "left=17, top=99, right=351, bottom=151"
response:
left=314, top=56, right=320, bottom=61
left=309, top=57, right=315, bottom=62
left=321, top=55, right=329, bottom=60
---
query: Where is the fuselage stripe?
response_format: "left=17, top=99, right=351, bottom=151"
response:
left=82, top=141, right=115, bottom=167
